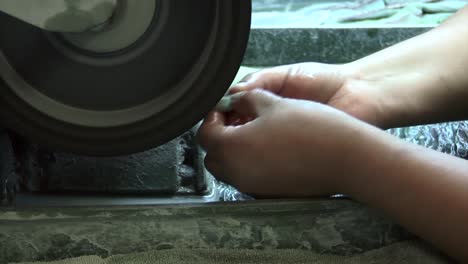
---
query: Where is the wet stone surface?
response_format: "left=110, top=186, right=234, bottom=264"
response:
left=0, top=200, right=448, bottom=264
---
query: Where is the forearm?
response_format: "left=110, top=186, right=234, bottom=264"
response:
left=344, top=6, right=468, bottom=128
left=345, top=131, right=468, bottom=261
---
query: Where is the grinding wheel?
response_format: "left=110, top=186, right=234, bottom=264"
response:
left=0, top=0, right=251, bottom=156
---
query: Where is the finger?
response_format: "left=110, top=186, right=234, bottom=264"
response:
left=197, top=111, right=229, bottom=153
left=226, top=112, right=243, bottom=126
left=230, top=89, right=280, bottom=117
left=204, top=155, right=234, bottom=186
left=229, top=65, right=295, bottom=94
left=204, top=155, right=222, bottom=177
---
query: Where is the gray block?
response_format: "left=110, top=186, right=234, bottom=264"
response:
left=0, top=131, right=16, bottom=205
left=15, top=131, right=205, bottom=195
left=46, top=140, right=180, bottom=194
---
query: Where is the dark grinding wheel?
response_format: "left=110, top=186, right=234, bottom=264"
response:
left=0, top=0, right=251, bottom=156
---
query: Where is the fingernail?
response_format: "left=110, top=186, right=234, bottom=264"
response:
left=215, top=92, right=247, bottom=112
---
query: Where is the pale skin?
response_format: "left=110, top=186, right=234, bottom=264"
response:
left=198, top=6, right=468, bottom=262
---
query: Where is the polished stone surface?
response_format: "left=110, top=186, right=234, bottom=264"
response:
left=0, top=200, right=451, bottom=264
left=243, top=27, right=430, bottom=66
left=16, top=244, right=450, bottom=264
left=251, top=0, right=467, bottom=27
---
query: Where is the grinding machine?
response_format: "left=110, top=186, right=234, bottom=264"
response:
left=0, top=0, right=252, bottom=206
left=0, top=0, right=251, bottom=156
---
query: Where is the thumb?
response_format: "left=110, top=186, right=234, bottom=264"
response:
left=197, top=111, right=228, bottom=153
left=230, top=89, right=280, bottom=117
left=229, top=65, right=293, bottom=94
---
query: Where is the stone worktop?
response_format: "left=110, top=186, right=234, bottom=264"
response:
left=251, top=0, right=467, bottom=27
left=0, top=200, right=452, bottom=263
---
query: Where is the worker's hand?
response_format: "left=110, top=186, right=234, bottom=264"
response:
left=198, top=89, right=388, bottom=198
left=230, top=63, right=387, bottom=128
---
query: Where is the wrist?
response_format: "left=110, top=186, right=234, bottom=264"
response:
left=340, top=17, right=468, bottom=128
left=340, top=60, right=445, bottom=129
left=333, top=62, right=399, bottom=129
left=339, top=127, right=404, bottom=197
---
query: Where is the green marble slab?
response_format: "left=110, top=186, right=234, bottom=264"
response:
left=0, top=200, right=451, bottom=264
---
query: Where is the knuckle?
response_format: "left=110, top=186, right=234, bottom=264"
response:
left=244, top=89, right=268, bottom=102
left=241, top=71, right=262, bottom=83
left=243, top=90, right=257, bottom=102
left=197, top=123, right=230, bottom=154
left=196, top=124, right=212, bottom=148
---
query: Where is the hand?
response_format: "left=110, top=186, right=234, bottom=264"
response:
left=230, top=63, right=387, bottom=128
left=197, top=8, right=468, bottom=261
left=198, top=89, right=389, bottom=198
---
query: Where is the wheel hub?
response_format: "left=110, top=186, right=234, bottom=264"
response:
left=59, top=1, right=157, bottom=54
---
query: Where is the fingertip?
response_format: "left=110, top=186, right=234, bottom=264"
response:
left=204, top=111, right=226, bottom=125
left=198, top=111, right=228, bottom=151
left=199, top=112, right=219, bottom=139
